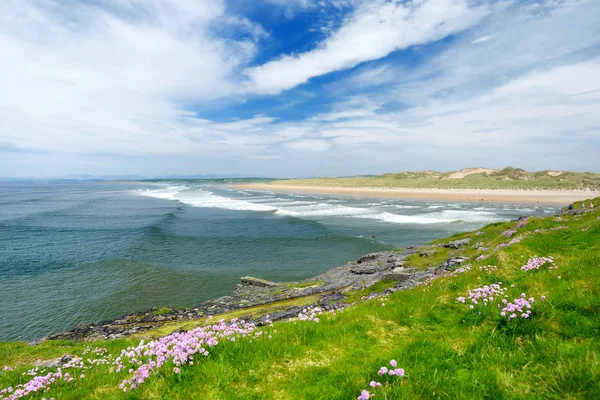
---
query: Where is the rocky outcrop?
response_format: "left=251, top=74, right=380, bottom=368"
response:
left=350, top=264, right=377, bottom=274
left=240, top=276, right=280, bottom=287
left=42, top=247, right=471, bottom=343
left=419, top=249, right=436, bottom=257
left=441, top=238, right=472, bottom=249
left=35, top=355, right=77, bottom=369
left=382, top=267, right=416, bottom=281
left=440, top=257, right=470, bottom=271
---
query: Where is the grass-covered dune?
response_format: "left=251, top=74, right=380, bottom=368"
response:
left=1, top=199, right=599, bottom=399
left=270, top=167, right=600, bottom=190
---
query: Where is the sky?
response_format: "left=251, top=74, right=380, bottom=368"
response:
left=0, top=0, right=599, bottom=178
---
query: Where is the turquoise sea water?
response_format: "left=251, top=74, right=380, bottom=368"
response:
left=0, top=181, right=558, bottom=341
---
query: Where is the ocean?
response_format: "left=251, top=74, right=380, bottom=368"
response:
left=0, top=181, right=558, bottom=341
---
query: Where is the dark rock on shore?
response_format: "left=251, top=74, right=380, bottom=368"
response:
left=41, top=246, right=472, bottom=343
left=240, top=276, right=280, bottom=287
left=441, top=238, right=472, bottom=249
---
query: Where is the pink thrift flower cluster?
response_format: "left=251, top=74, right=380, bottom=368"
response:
left=550, top=225, right=568, bottom=231
left=449, top=263, right=473, bottom=277
left=297, top=306, right=323, bottom=323
left=500, top=294, right=534, bottom=320
left=479, top=265, right=498, bottom=274
left=457, top=282, right=507, bottom=309
left=515, top=217, right=530, bottom=229
left=494, top=242, right=508, bottom=250
left=520, top=256, right=555, bottom=272
left=82, top=346, right=107, bottom=356
left=533, top=225, right=568, bottom=235
left=1, top=369, right=77, bottom=399
left=421, top=274, right=441, bottom=286
left=475, top=254, right=488, bottom=261
left=0, top=352, right=105, bottom=400
left=508, top=236, right=524, bottom=245
left=358, top=360, right=405, bottom=399
left=117, top=318, right=258, bottom=391
left=494, top=233, right=530, bottom=252
left=502, top=229, right=517, bottom=238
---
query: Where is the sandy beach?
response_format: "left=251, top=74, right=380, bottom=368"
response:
left=232, top=184, right=599, bottom=205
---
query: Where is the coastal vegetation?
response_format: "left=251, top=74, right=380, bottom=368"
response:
left=1, top=198, right=599, bottom=399
left=269, top=167, right=600, bottom=190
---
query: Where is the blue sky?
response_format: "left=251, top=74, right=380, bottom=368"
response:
left=0, top=0, right=599, bottom=177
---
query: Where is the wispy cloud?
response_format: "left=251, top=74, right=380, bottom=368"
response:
left=245, top=0, right=491, bottom=94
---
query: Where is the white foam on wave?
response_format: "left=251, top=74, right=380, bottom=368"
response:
left=259, top=200, right=316, bottom=206
left=275, top=204, right=456, bottom=224
left=179, top=190, right=276, bottom=212
left=358, top=212, right=454, bottom=224
left=140, top=186, right=276, bottom=212
left=275, top=204, right=373, bottom=217
left=431, top=210, right=499, bottom=222
left=138, top=186, right=186, bottom=201
left=138, top=186, right=505, bottom=225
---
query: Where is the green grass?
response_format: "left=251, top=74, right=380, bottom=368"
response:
left=403, top=247, right=453, bottom=270
left=343, top=280, right=398, bottom=304
left=1, top=201, right=599, bottom=399
left=269, top=167, right=600, bottom=190
left=151, top=307, right=173, bottom=316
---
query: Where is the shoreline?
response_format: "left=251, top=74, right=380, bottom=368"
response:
left=232, top=184, right=599, bottom=205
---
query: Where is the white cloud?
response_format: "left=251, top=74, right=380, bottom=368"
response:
left=471, top=35, right=495, bottom=44
left=284, top=139, right=332, bottom=151
left=0, top=0, right=263, bottom=159
left=263, top=0, right=314, bottom=16
left=245, top=0, right=491, bottom=94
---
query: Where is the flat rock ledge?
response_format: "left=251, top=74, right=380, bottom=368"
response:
left=40, top=247, right=471, bottom=343
left=240, top=276, right=280, bottom=287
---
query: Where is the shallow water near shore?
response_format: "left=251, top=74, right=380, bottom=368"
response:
left=0, top=181, right=558, bottom=341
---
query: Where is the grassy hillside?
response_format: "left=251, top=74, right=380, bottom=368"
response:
left=271, top=167, right=600, bottom=190
left=1, top=199, right=599, bottom=399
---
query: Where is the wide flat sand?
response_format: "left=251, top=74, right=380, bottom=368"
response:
left=232, top=184, right=600, bottom=205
